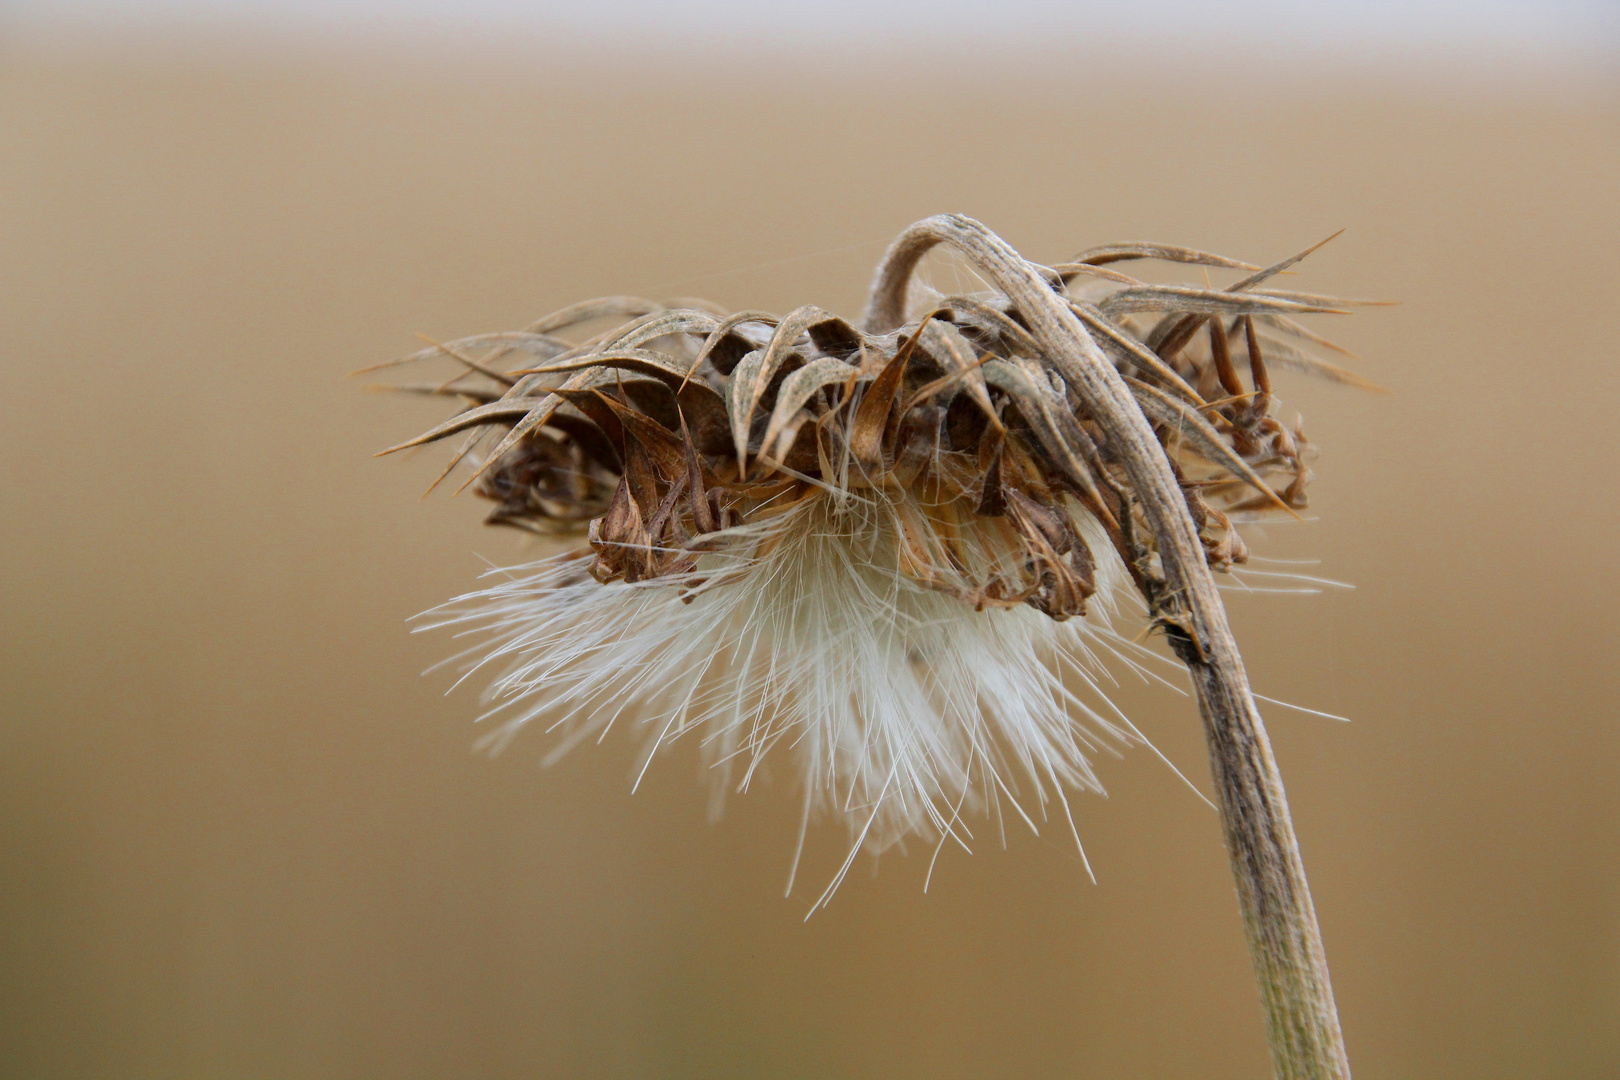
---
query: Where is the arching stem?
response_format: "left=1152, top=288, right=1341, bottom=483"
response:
left=864, top=214, right=1351, bottom=1080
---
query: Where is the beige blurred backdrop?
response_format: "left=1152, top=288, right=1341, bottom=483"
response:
left=2, top=26, right=1617, bottom=1080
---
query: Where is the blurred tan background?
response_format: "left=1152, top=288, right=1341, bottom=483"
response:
left=2, top=15, right=1617, bottom=1079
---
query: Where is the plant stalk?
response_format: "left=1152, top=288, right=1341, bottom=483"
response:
left=864, top=214, right=1351, bottom=1080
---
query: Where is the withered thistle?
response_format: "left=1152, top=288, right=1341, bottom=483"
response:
left=375, top=215, right=1375, bottom=1079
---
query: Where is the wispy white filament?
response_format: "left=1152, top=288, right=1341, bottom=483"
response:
left=419, top=488, right=1145, bottom=905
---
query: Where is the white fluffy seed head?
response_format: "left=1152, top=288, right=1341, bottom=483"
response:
left=419, top=486, right=1140, bottom=900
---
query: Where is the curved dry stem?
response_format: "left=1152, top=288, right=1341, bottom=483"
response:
left=864, top=214, right=1350, bottom=1080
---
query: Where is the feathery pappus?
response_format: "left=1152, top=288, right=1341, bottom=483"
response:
left=373, top=214, right=1376, bottom=904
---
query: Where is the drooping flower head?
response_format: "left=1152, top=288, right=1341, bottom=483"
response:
left=376, top=215, right=1371, bottom=903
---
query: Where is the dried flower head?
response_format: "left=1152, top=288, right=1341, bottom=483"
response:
left=375, top=215, right=1369, bottom=898
left=373, top=214, right=1372, bottom=1077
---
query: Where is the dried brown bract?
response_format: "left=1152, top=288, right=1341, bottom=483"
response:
left=379, top=225, right=1370, bottom=627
